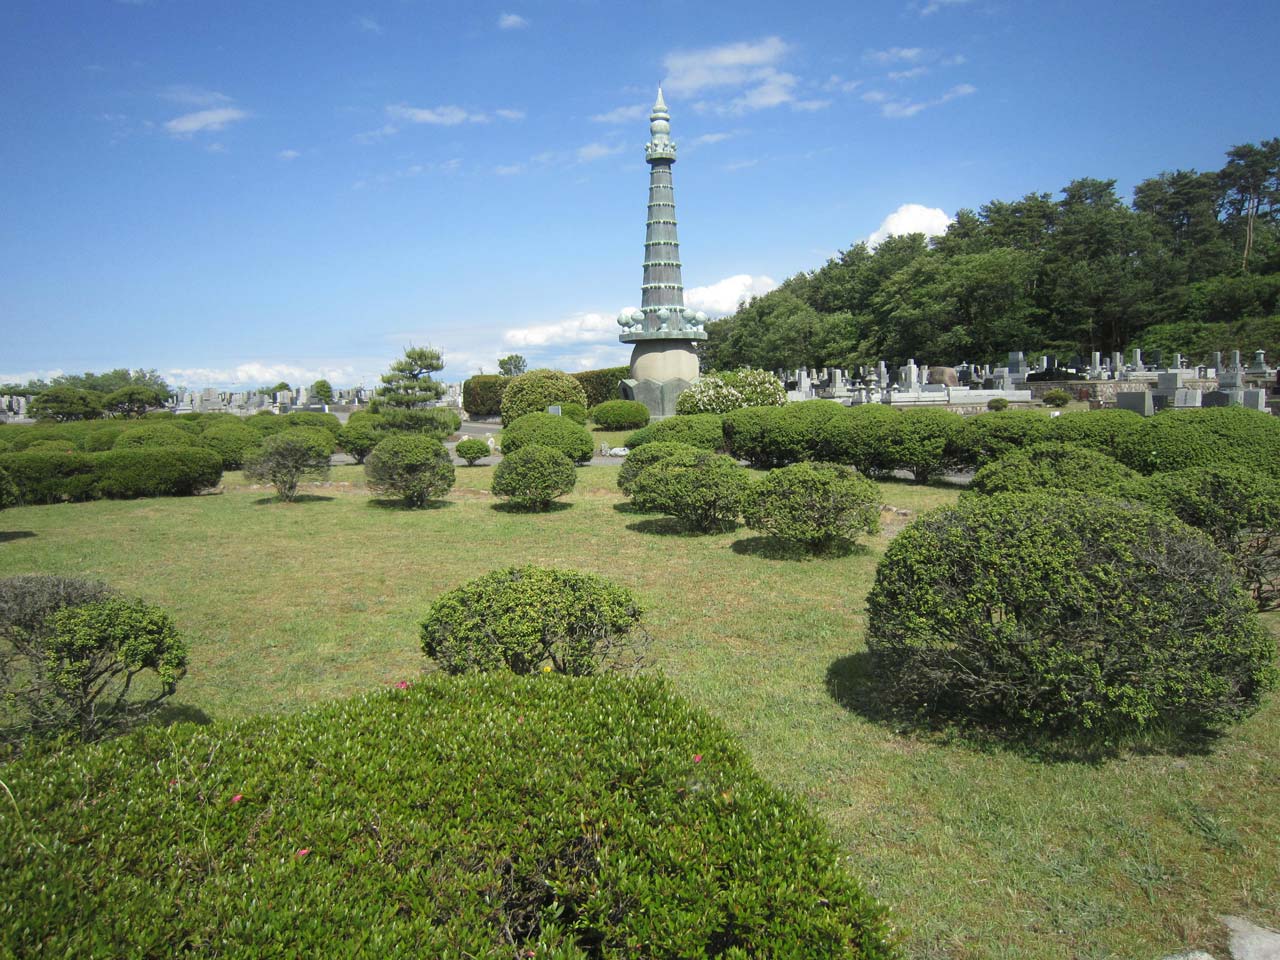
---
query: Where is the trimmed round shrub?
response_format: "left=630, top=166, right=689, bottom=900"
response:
left=454, top=438, right=490, bottom=466
left=113, top=423, right=195, bottom=450
left=491, top=444, right=576, bottom=510
left=816, top=404, right=899, bottom=476
left=27, top=439, right=76, bottom=453
left=499, top=412, right=594, bottom=464
left=950, top=409, right=1054, bottom=467
left=629, top=449, right=751, bottom=532
left=82, top=425, right=127, bottom=452
left=617, top=441, right=704, bottom=496
left=986, top=397, right=1009, bottom=411
left=968, top=442, right=1144, bottom=498
left=591, top=399, right=650, bottom=431
left=722, top=400, right=843, bottom=468
left=168, top=420, right=202, bottom=436
left=246, top=412, right=289, bottom=436
left=365, top=434, right=455, bottom=507
left=744, top=462, right=881, bottom=553
left=1114, top=407, right=1280, bottom=476
left=243, top=428, right=333, bottom=501
left=1141, top=465, right=1280, bottom=608
left=461, top=374, right=507, bottom=417
left=336, top=420, right=381, bottom=464
left=1048, top=408, right=1144, bottom=455
left=421, top=566, right=642, bottom=675
left=880, top=407, right=964, bottom=483
left=198, top=420, right=259, bottom=469
left=623, top=413, right=724, bottom=451
left=281, top=411, right=342, bottom=438
left=1041, top=388, right=1072, bottom=407
left=93, top=448, right=223, bottom=498
left=499, top=369, right=589, bottom=426
left=867, top=492, right=1277, bottom=738
left=0, top=451, right=98, bottom=504
left=558, top=402, right=588, bottom=425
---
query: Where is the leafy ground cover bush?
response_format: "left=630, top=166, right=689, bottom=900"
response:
left=1041, top=388, right=1072, bottom=407
left=499, top=412, right=594, bottom=464
left=421, top=566, right=642, bottom=675
left=500, top=369, right=589, bottom=426
left=246, top=411, right=289, bottom=436
left=462, top=374, right=508, bottom=417
left=986, top=397, right=1009, bottom=411
left=491, top=444, right=577, bottom=510
left=377, top=406, right=462, bottom=440
left=93, top=448, right=223, bottom=498
left=880, top=407, right=964, bottom=483
left=816, top=404, right=900, bottom=476
left=198, top=420, right=260, bottom=469
left=616, top=441, right=703, bottom=496
left=968, top=442, right=1144, bottom=497
left=364, top=434, right=455, bottom=507
left=558, top=401, right=588, bottom=425
left=950, top=409, right=1054, bottom=467
left=82, top=425, right=127, bottom=451
left=629, top=449, right=751, bottom=532
left=589, top=399, right=649, bottom=431
left=454, top=437, right=490, bottom=465
left=1141, top=464, right=1280, bottom=608
left=0, top=675, right=897, bottom=957
left=623, top=412, right=724, bottom=451
left=1114, top=406, right=1280, bottom=476
left=243, top=428, right=333, bottom=501
left=867, top=492, right=1277, bottom=740
left=744, top=462, right=880, bottom=553
left=1047, top=408, right=1145, bottom=455
left=0, top=465, right=16, bottom=509
left=721, top=401, right=844, bottom=468
left=0, top=576, right=187, bottom=748
left=113, top=423, right=196, bottom=449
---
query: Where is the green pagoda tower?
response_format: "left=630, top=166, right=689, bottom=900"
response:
left=617, top=88, right=707, bottom=418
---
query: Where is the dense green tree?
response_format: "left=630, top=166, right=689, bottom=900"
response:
left=309, top=379, right=334, bottom=403
left=376, top=346, right=446, bottom=409
left=28, top=387, right=105, bottom=422
left=103, top=384, right=168, bottom=418
left=497, top=354, right=527, bottom=377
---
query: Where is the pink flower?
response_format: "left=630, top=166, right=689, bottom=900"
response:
left=693, top=754, right=703, bottom=763
left=295, top=848, right=311, bottom=858
left=168, top=779, right=178, bottom=786
left=230, top=794, right=243, bottom=804
left=395, top=681, right=410, bottom=689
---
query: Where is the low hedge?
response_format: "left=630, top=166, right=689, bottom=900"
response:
left=198, top=421, right=260, bottom=469
left=968, top=443, right=1144, bottom=498
left=0, top=675, right=897, bottom=957
left=499, top=413, right=594, bottom=464
left=112, top=423, right=196, bottom=449
left=623, top=413, right=724, bottom=451
left=617, top=441, right=704, bottom=496
left=816, top=404, right=900, bottom=476
left=94, top=448, right=223, bottom=498
left=281, top=411, right=342, bottom=437
left=590, top=399, right=649, bottom=431
left=1047, top=409, right=1145, bottom=455
left=571, top=365, right=631, bottom=408
left=1114, top=407, right=1280, bottom=476
left=879, top=407, right=964, bottom=482
left=949, top=409, right=1054, bottom=467
left=0, top=451, right=98, bottom=504
left=377, top=407, right=462, bottom=440
left=462, top=374, right=508, bottom=417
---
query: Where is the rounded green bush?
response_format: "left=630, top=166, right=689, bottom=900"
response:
left=950, top=409, right=1054, bottom=467
left=27, top=439, right=77, bottom=453
left=558, top=402, right=588, bottom=425
left=336, top=420, right=381, bottom=464
left=866, top=492, right=1276, bottom=738
left=113, top=424, right=195, bottom=450
left=617, top=441, right=704, bottom=496
left=590, top=399, right=650, bottom=431
left=1047, top=408, right=1144, bottom=455
left=1041, top=388, right=1072, bottom=407
left=499, top=369, right=588, bottom=426
left=623, top=413, right=724, bottom=451
left=880, top=407, right=964, bottom=482
left=168, top=420, right=202, bottom=436
left=491, top=444, right=577, bottom=510
left=722, top=401, right=844, bottom=468
left=421, top=566, right=642, bottom=675
left=246, top=412, right=289, bottom=436
left=968, top=442, right=1144, bottom=498
left=454, top=438, right=491, bottom=466
left=1141, top=464, right=1280, bottom=608
left=815, top=404, right=899, bottom=476
left=365, top=434, right=455, bottom=507
left=629, top=449, right=751, bottom=532
left=744, top=462, right=880, bottom=553
left=242, top=428, right=333, bottom=501
left=986, top=397, right=1009, bottom=411
left=461, top=374, right=507, bottom=417
left=0, top=451, right=98, bottom=503
left=94, top=448, right=224, bottom=498
left=1114, top=407, right=1280, bottom=476
left=499, top=412, right=594, bottom=464
left=82, top=425, right=127, bottom=452
left=281, top=411, right=342, bottom=438
left=198, top=421, right=260, bottom=469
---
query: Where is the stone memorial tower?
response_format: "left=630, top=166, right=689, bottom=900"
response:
left=616, top=88, right=707, bottom=418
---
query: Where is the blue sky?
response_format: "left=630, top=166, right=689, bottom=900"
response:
left=3, top=0, right=1278, bottom=389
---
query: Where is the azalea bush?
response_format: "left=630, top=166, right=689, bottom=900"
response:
left=623, top=413, right=724, bottom=451
left=243, top=428, right=333, bottom=501
left=629, top=449, right=751, bottom=532
left=674, top=368, right=786, bottom=415
left=364, top=434, right=455, bottom=507
left=744, top=462, right=880, bottom=554
left=454, top=438, right=490, bottom=465
left=498, top=412, right=594, bottom=464
left=491, top=444, right=577, bottom=510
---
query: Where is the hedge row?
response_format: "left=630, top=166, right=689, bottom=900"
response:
left=0, top=448, right=223, bottom=503
left=461, top=374, right=508, bottom=417
left=572, top=365, right=631, bottom=408
left=0, top=675, right=897, bottom=957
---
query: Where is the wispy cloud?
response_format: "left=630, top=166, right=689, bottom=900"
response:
left=504, top=311, right=615, bottom=347
left=889, top=66, right=930, bottom=81
left=166, top=362, right=364, bottom=388
left=591, top=104, right=649, bottom=124
left=576, top=141, right=624, bottom=163
left=691, top=132, right=733, bottom=146
left=387, top=104, right=484, bottom=126
left=353, top=158, right=462, bottom=190
left=723, top=158, right=760, bottom=172
left=862, top=82, right=975, bottom=118
left=497, top=12, right=529, bottom=29
left=867, top=203, right=953, bottom=246
left=865, top=47, right=927, bottom=65
left=278, top=149, right=300, bottom=161
left=494, top=108, right=525, bottom=121
left=661, top=36, right=825, bottom=115
left=355, top=15, right=383, bottom=34
left=164, top=106, right=249, bottom=136
left=494, top=163, right=525, bottom=176
left=917, top=0, right=974, bottom=16
left=822, top=75, right=862, bottom=94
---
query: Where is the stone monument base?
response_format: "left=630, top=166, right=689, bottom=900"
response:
left=620, top=378, right=693, bottom=419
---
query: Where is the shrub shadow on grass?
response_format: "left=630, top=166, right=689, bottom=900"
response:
left=367, top=498, right=454, bottom=511
left=0, top=531, right=37, bottom=543
left=611, top=501, right=647, bottom=516
left=824, top=652, right=1222, bottom=764
left=491, top=501, right=572, bottom=514
left=151, top=703, right=214, bottom=727
left=252, top=494, right=336, bottom=505
left=731, top=536, right=871, bottom=561
left=626, top=517, right=732, bottom=537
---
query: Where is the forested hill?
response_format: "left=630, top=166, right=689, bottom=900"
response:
left=700, top=139, right=1280, bottom=373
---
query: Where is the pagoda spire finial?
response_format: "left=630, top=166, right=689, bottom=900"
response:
left=654, top=86, right=667, bottom=113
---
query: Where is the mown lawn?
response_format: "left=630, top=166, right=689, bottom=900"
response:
left=3, top=464, right=1277, bottom=959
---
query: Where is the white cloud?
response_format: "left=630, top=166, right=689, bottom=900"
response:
left=387, top=104, right=484, bottom=125
left=691, top=132, right=732, bottom=145
left=494, top=108, right=525, bottom=121
left=862, top=82, right=975, bottom=118
left=591, top=104, right=649, bottom=124
left=494, top=163, right=524, bottom=176
left=867, top=203, right=953, bottom=247
left=355, top=123, right=399, bottom=143
left=165, top=362, right=362, bottom=387
left=164, top=107, right=249, bottom=136
left=822, top=74, right=862, bottom=94
left=685, top=274, right=778, bottom=316
left=723, top=158, right=759, bottom=172
left=889, top=66, right=930, bottom=81
left=865, top=47, right=927, bottom=65
left=278, top=149, right=300, bottom=160
left=576, top=141, right=624, bottom=162
left=919, top=0, right=973, bottom=15
left=661, top=37, right=818, bottom=115
left=355, top=15, right=382, bottom=34
left=504, top=312, right=617, bottom=348
left=0, top=368, right=65, bottom=385
left=497, top=13, right=529, bottom=29
left=793, top=98, right=831, bottom=112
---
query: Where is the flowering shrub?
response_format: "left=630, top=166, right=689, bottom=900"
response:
left=675, top=375, right=743, bottom=415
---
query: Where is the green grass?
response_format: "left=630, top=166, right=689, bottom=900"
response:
left=2, top=467, right=1277, bottom=959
